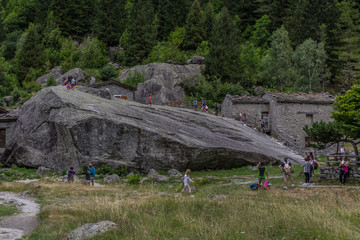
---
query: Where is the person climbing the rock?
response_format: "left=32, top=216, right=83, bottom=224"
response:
left=200, top=98, right=206, bottom=111
left=239, top=110, right=243, bottom=121
left=181, top=169, right=194, bottom=197
left=279, top=157, right=295, bottom=189
left=193, top=98, right=198, bottom=111
left=149, top=95, right=153, bottom=107
left=257, top=162, right=269, bottom=189
left=260, top=120, right=265, bottom=133
left=215, top=102, right=219, bottom=116
left=89, top=163, right=96, bottom=186
left=67, top=166, right=76, bottom=183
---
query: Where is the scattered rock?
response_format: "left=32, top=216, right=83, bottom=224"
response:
left=195, top=177, right=203, bottom=181
left=147, top=169, right=159, bottom=178
left=207, top=194, right=228, bottom=200
left=139, top=177, right=149, bottom=184
left=36, top=66, right=63, bottom=86
left=206, top=176, right=215, bottom=181
left=66, top=221, right=119, bottom=240
left=89, top=76, right=96, bottom=85
left=152, top=175, right=169, bottom=183
left=166, top=60, right=174, bottom=64
left=1, top=173, right=6, bottom=179
left=36, top=166, right=51, bottom=175
left=108, top=62, right=121, bottom=70
left=157, top=192, right=167, bottom=196
left=168, top=169, right=182, bottom=178
left=187, top=56, right=205, bottom=65
left=254, top=86, right=265, bottom=96
left=248, top=166, right=257, bottom=171
left=4, top=96, right=13, bottom=104
left=104, top=174, right=121, bottom=184
left=126, top=172, right=134, bottom=178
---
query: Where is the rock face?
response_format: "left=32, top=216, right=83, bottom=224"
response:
left=62, top=68, right=85, bottom=84
left=1, top=86, right=303, bottom=172
left=119, top=63, right=202, bottom=105
left=66, top=221, right=118, bottom=240
left=187, top=56, right=205, bottom=65
left=104, top=174, right=121, bottom=183
left=36, top=66, right=63, bottom=86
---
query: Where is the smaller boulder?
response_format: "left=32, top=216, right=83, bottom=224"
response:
left=147, top=169, right=159, bottom=178
left=36, top=166, right=51, bottom=175
left=89, top=76, right=96, bottom=85
left=139, top=177, right=149, bottom=184
left=104, top=174, right=121, bottom=184
left=4, top=96, right=13, bottom=104
left=152, top=175, right=169, bottom=183
left=66, top=221, right=119, bottom=240
left=168, top=169, right=182, bottom=178
left=61, top=68, right=85, bottom=85
left=254, top=86, right=265, bottom=96
left=187, top=56, right=205, bottom=65
left=36, top=66, right=63, bottom=86
left=126, top=172, right=134, bottom=178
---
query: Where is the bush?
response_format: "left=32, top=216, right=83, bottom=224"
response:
left=97, top=164, right=114, bottom=175
left=100, top=65, right=117, bottom=81
left=128, top=174, right=141, bottom=184
left=115, top=165, right=128, bottom=177
left=77, top=37, right=109, bottom=69
left=46, top=76, right=57, bottom=87
left=123, top=70, right=146, bottom=88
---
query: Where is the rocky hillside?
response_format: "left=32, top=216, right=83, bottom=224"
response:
left=1, top=86, right=302, bottom=172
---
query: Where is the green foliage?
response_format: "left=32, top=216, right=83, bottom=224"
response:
left=100, top=65, right=117, bottom=81
left=77, top=37, right=109, bottom=69
left=0, top=204, right=19, bottom=217
left=97, top=164, right=115, bottom=175
left=115, top=165, right=128, bottom=177
left=46, top=76, right=57, bottom=87
left=123, top=70, right=146, bottom=88
left=58, top=37, right=78, bottom=71
left=128, top=174, right=141, bottom=184
left=303, top=121, right=343, bottom=150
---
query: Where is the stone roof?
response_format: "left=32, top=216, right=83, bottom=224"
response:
left=89, top=81, right=136, bottom=91
left=227, top=95, right=269, bottom=104
left=264, top=92, right=335, bottom=104
left=0, top=108, right=19, bottom=122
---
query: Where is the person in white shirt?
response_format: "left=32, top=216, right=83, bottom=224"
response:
left=181, top=169, right=194, bottom=197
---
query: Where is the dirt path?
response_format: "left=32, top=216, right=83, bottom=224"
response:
left=0, top=192, right=40, bottom=240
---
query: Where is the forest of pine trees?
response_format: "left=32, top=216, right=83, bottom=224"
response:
left=0, top=0, right=360, bottom=105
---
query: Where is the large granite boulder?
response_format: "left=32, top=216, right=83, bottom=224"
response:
left=61, top=68, right=85, bottom=85
left=36, top=66, right=63, bottom=86
left=119, top=63, right=202, bottom=105
left=0, top=86, right=303, bottom=172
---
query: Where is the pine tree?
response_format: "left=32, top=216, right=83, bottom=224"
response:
left=92, top=0, right=127, bottom=46
left=268, top=0, right=291, bottom=31
left=205, top=7, right=240, bottom=83
left=123, top=0, right=157, bottom=66
left=181, top=0, right=206, bottom=51
left=15, top=24, right=45, bottom=84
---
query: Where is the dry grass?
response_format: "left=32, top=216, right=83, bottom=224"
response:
left=2, top=179, right=360, bottom=240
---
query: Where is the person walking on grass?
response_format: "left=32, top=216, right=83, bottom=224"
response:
left=67, top=166, right=76, bottom=183
left=181, top=169, right=194, bottom=197
left=339, top=156, right=349, bottom=185
left=257, top=162, right=269, bottom=189
left=89, top=163, right=96, bottom=186
left=279, top=157, right=295, bottom=189
left=302, top=157, right=311, bottom=186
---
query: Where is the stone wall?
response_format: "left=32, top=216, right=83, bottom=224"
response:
left=95, top=85, right=135, bottom=101
left=320, top=166, right=360, bottom=181
left=0, top=121, right=16, bottom=148
left=272, top=103, right=333, bottom=153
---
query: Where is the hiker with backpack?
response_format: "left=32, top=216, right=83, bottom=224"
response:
left=279, top=157, right=295, bottom=189
left=181, top=169, right=194, bottom=197
left=67, top=166, right=76, bottom=183
left=308, top=153, right=319, bottom=183
left=339, top=156, right=349, bottom=185
left=257, top=162, right=269, bottom=189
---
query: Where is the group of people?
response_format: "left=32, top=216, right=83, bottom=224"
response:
left=192, top=98, right=219, bottom=115
left=301, top=152, right=319, bottom=186
left=64, top=74, right=77, bottom=90
left=67, top=163, right=96, bottom=186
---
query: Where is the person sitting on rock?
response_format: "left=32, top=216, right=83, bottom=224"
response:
left=67, top=167, right=76, bottom=183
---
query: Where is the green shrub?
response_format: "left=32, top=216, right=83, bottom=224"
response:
left=100, top=65, right=117, bottom=81
left=46, top=76, right=57, bottom=87
left=115, top=165, right=128, bottom=177
left=123, top=70, right=146, bottom=88
left=97, top=164, right=114, bottom=175
left=128, top=174, right=141, bottom=184
left=77, top=37, right=109, bottom=69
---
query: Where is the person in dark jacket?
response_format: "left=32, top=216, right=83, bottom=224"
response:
left=67, top=167, right=76, bottom=183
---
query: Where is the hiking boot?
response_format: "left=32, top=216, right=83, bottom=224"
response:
left=291, top=184, right=295, bottom=187
left=283, top=186, right=288, bottom=189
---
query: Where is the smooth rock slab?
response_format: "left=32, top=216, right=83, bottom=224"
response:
left=66, top=221, right=118, bottom=240
left=168, top=169, right=182, bottom=178
left=104, top=174, right=121, bottom=184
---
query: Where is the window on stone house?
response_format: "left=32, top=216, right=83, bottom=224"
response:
left=306, top=114, right=313, bottom=125
left=0, top=129, right=6, bottom=148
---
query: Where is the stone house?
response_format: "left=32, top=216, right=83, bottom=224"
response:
left=89, top=81, right=136, bottom=100
left=0, top=108, right=19, bottom=153
left=221, top=92, right=335, bottom=153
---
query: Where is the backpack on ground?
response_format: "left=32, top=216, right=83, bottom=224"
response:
left=250, top=183, right=258, bottom=191
left=314, top=161, right=319, bottom=170
left=284, top=162, right=291, bottom=173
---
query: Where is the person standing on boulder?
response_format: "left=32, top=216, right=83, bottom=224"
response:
left=149, top=95, right=153, bottom=107
left=89, top=163, right=95, bottom=186
left=193, top=98, right=198, bottom=110
left=181, top=169, right=194, bottom=197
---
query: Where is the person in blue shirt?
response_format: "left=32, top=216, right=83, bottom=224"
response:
left=89, top=163, right=96, bottom=186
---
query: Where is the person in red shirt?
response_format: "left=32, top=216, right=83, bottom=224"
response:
left=149, top=95, right=153, bottom=107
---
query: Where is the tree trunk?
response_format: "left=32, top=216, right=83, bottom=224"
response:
left=349, top=141, right=359, bottom=161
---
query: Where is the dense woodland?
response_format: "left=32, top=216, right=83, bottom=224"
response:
left=0, top=0, right=360, bottom=105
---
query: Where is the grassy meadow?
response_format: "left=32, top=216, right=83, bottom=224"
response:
left=1, top=165, right=360, bottom=240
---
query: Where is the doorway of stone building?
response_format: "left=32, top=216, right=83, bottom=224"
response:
left=261, top=112, right=270, bottom=130
left=0, top=129, right=6, bottom=148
